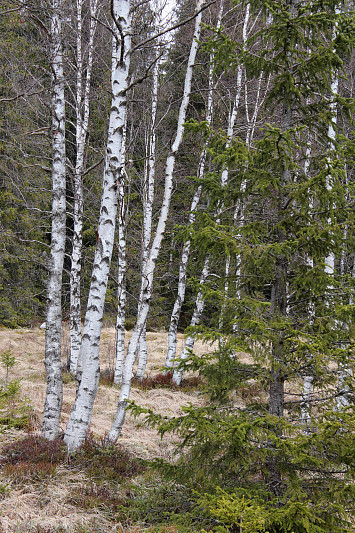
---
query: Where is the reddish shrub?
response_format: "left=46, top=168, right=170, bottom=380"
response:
left=70, top=434, right=144, bottom=481
left=1, top=435, right=66, bottom=466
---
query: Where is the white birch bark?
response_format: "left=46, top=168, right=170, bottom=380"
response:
left=42, top=0, right=66, bottom=440
left=171, top=257, right=211, bottom=386
left=108, top=0, right=205, bottom=441
left=69, top=0, right=99, bottom=376
left=171, top=9, right=247, bottom=385
left=64, top=0, right=131, bottom=452
left=114, top=176, right=128, bottom=384
left=132, top=45, right=161, bottom=381
left=301, top=138, right=314, bottom=426
left=164, top=3, right=224, bottom=372
left=323, top=8, right=349, bottom=409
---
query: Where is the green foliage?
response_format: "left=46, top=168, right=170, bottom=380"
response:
left=0, top=350, right=34, bottom=430
left=129, top=1, right=355, bottom=532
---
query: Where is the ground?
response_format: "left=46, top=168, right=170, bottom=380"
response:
left=0, top=326, right=215, bottom=532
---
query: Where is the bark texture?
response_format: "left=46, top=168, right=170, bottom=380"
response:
left=108, top=0, right=205, bottom=441
left=42, top=0, right=66, bottom=440
left=64, top=0, right=131, bottom=452
left=69, top=0, right=99, bottom=376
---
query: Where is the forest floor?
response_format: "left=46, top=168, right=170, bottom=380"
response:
left=0, top=326, right=216, bottom=532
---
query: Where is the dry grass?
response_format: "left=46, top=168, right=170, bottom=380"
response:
left=0, top=325, right=215, bottom=532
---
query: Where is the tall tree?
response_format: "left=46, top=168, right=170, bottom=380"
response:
left=42, top=0, right=66, bottom=440
left=69, top=0, right=100, bottom=377
left=164, top=0, right=224, bottom=374
left=108, top=0, right=205, bottom=442
left=132, top=0, right=355, bottom=529
left=64, top=0, right=131, bottom=452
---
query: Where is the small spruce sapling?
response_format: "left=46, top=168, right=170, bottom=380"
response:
left=0, top=349, right=32, bottom=429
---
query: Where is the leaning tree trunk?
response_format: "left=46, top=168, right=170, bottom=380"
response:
left=171, top=31, right=246, bottom=385
left=69, top=0, right=99, bottom=376
left=107, top=0, right=205, bottom=442
left=42, top=0, right=66, bottom=440
left=164, top=2, right=224, bottom=373
left=64, top=0, right=131, bottom=452
left=129, top=44, right=161, bottom=382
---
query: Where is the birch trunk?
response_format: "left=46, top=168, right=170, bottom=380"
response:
left=108, top=0, right=205, bottom=441
left=324, top=9, right=348, bottom=409
left=171, top=257, right=210, bottom=386
left=114, top=178, right=127, bottom=384
left=133, top=47, right=161, bottom=381
left=69, top=0, right=99, bottom=376
left=42, top=0, right=66, bottom=440
left=301, top=138, right=314, bottom=427
left=64, top=0, right=131, bottom=452
left=171, top=21, right=246, bottom=384
left=164, top=3, right=223, bottom=372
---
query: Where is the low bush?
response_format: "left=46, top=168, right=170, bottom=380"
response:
left=134, top=372, right=202, bottom=391
left=3, top=460, right=56, bottom=484
left=1, top=435, right=66, bottom=465
left=69, top=434, right=145, bottom=482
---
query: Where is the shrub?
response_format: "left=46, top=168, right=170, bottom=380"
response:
left=69, top=434, right=144, bottom=482
left=133, top=372, right=202, bottom=391
left=1, top=435, right=66, bottom=465
left=67, top=482, right=126, bottom=515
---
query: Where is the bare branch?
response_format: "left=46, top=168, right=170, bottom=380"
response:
left=82, top=157, right=105, bottom=177
left=131, top=0, right=216, bottom=54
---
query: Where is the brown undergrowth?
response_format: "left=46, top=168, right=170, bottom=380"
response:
left=0, top=326, right=214, bottom=532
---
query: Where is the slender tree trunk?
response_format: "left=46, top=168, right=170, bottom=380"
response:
left=164, top=3, right=223, bottom=372
left=42, top=0, right=66, bottom=440
left=171, top=19, right=246, bottom=384
left=69, top=0, right=99, bottom=376
left=114, top=177, right=128, bottom=384
left=171, top=256, right=210, bottom=386
left=107, top=0, right=205, bottom=441
left=134, top=48, right=161, bottom=381
left=64, top=0, right=131, bottom=452
left=301, top=137, right=314, bottom=427
left=266, top=55, right=293, bottom=498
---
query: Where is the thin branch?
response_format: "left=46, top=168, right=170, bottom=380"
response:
left=0, top=90, right=44, bottom=103
left=82, top=157, right=105, bottom=177
left=0, top=6, right=23, bottom=15
left=123, top=50, right=164, bottom=94
left=131, top=0, right=216, bottom=54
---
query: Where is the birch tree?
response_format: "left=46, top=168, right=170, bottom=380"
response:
left=108, top=0, right=205, bottom=441
left=64, top=0, right=131, bottom=452
left=69, top=0, right=100, bottom=376
left=172, top=4, right=249, bottom=386
left=42, top=0, right=66, bottom=440
left=115, top=4, right=164, bottom=384
left=134, top=45, right=161, bottom=381
left=164, top=1, right=223, bottom=373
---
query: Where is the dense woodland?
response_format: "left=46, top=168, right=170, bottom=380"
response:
left=1, top=0, right=355, bottom=530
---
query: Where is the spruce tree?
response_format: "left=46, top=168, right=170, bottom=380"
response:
left=131, top=0, right=355, bottom=530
